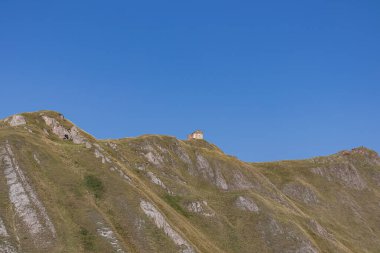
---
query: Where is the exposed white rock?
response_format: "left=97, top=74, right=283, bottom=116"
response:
left=195, top=154, right=214, bottom=179
left=186, top=201, right=215, bottom=217
left=110, top=167, right=131, bottom=183
left=42, top=115, right=87, bottom=144
left=43, top=129, right=49, bottom=136
left=259, top=217, right=319, bottom=253
left=311, top=163, right=366, bottom=190
left=95, top=149, right=106, bottom=163
left=92, top=144, right=114, bottom=165
left=282, top=183, right=319, bottom=205
left=107, top=142, right=118, bottom=151
left=296, top=242, right=319, bottom=253
left=0, top=216, right=18, bottom=253
left=134, top=218, right=145, bottom=231
left=147, top=171, right=173, bottom=194
left=174, top=145, right=192, bottom=164
left=24, top=126, right=33, bottom=133
left=42, top=116, right=71, bottom=140
left=373, top=172, right=380, bottom=186
left=195, top=154, right=229, bottom=190
left=0, top=217, right=8, bottom=237
left=268, top=218, right=284, bottom=236
left=187, top=202, right=203, bottom=213
left=96, top=221, right=125, bottom=253
left=144, top=151, right=164, bottom=166
left=94, top=149, right=111, bottom=164
left=0, top=242, right=18, bottom=253
left=147, top=171, right=165, bottom=188
left=235, top=196, right=259, bottom=213
left=232, top=172, right=253, bottom=190
left=339, top=194, right=364, bottom=220
left=0, top=143, right=56, bottom=243
left=140, top=200, right=194, bottom=253
left=41, top=115, right=54, bottom=126
left=93, top=143, right=103, bottom=150
left=309, top=220, right=332, bottom=239
left=7, top=115, right=26, bottom=126
left=141, top=144, right=165, bottom=167
left=156, top=145, right=169, bottom=154
left=70, top=126, right=86, bottom=144
left=215, top=169, right=228, bottom=190
left=33, top=154, right=41, bottom=165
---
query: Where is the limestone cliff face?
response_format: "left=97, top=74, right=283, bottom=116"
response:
left=0, top=110, right=379, bottom=253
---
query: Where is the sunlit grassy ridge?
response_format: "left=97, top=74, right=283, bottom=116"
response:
left=0, top=111, right=379, bottom=253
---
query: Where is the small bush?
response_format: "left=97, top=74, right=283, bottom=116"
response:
left=84, top=175, right=104, bottom=199
left=79, top=227, right=94, bottom=251
left=164, top=194, right=190, bottom=218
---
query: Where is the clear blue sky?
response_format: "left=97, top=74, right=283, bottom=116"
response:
left=0, top=1, right=379, bottom=162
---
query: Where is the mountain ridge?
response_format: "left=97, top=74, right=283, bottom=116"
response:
left=1, top=110, right=377, bottom=163
left=0, top=110, right=379, bottom=252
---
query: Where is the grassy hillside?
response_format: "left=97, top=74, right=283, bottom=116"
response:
left=0, top=111, right=379, bottom=253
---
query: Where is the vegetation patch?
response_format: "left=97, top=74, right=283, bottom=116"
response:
left=84, top=175, right=104, bottom=199
left=164, top=194, right=191, bottom=218
left=79, top=227, right=95, bottom=251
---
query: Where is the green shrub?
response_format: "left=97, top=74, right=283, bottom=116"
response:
left=164, top=194, right=190, bottom=218
left=84, top=175, right=104, bottom=199
left=79, top=227, right=94, bottom=251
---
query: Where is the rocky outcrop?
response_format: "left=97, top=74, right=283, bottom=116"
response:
left=0, top=217, right=8, bottom=238
left=140, top=200, right=195, bottom=253
left=5, top=115, right=26, bottom=126
left=70, top=126, right=87, bottom=144
left=147, top=171, right=173, bottom=195
left=33, top=154, right=41, bottom=164
left=195, top=154, right=214, bottom=179
left=308, top=219, right=332, bottom=239
left=282, top=182, right=319, bottom=205
left=214, top=169, right=228, bottom=190
left=235, top=196, right=259, bottom=213
left=195, top=154, right=229, bottom=190
left=143, top=148, right=164, bottom=167
left=109, top=166, right=131, bottom=183
left=94, top=148, right=111, bottom=164
left=259, top=217, right=319, bottom=253
left=186, top=201, right=215, bottom=217
left=338, top=193, right=364, bottom=219
left=0, top=216, right=17, bottom=253
left=0, top=142, right=56, bottom=247
left=231, top=171, right=254, bottom=190
left=340, top=147, right=380, bottom=165
left=96, top=221, right=126, bottom=253
left=42, top=115, right=87, bottom=144
left=42, top=116, right=70, bottom=139
left=106, top=142, right=118, bottom=151
left=174, top=144, right=192, bottom=165
left=296, top=242, right=319, bottom=253
left=0, top=241, right=17, bottom=253
left=311, top=163, right=366, bottom=190
left=373, top=172, right=380, bottom=186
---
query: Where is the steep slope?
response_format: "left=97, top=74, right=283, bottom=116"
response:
left=0, top=111, right=379, bottom=253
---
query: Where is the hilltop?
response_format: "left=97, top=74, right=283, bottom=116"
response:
left=0, top=110, right=379, bottom=253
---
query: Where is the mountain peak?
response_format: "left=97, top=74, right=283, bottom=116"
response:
left=1, top=110, right=94, bottom=145
left=339, top=146, right=379, bottom=158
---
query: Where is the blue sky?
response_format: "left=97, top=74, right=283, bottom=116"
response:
left=0, top=1, right=379, bottom=161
